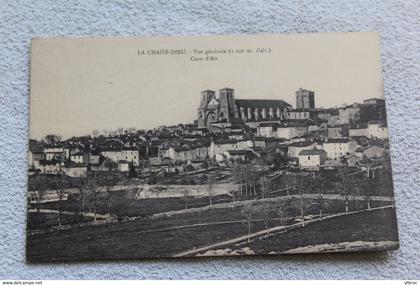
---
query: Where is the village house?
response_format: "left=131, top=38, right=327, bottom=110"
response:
left=117, top=160, right=131, bottom=172
left=338, top=103, right=361, bottom=125
left=166, top=145, right=208, bottom=161
left=328, top=125, right=349, bottom=139
left=344, top=154, right=363, bottom=167
left=362, top=145, right=386, bottom=159
left=89, top=151, right=101, bottom=164
left=28, top=141, right=45, bottom=169
left=322, top=138, right=358, bottom=161
left=284, top=109, right=314, bottom=120
left=38, top=160, right=61, bottom=174
left=63, top=144, right=86, bottom=160
left=315, top=109, right=333, bottom=121
left=224, top=126, right=246, bottom=140
left=348, top=122, right=388, bottom=139
left=298, top=149, right=327, bottom=169
left=209, top=139, right=254, bottom=159
left=62, top=163, right=88, bottom=177
left=70, top=152, right=90, bottom=164
left=253, top=138, right=267, bottom=148
left=349, top=125, right=369, bottom=137
left=277, top=125, right=308, bottom=139
left=257, top=122, right=279, bottom=138
left=44, top=147, right=65, bottom=161
left=287, top=141, right=317, bottom=158
left=363, top=98, right=385, bottom=106
left=101, top=148, right=141, bottom=166
left=224, top=149, right=256, bottom=162
left=367, top=122, right=389, bottom=139
left=327, top=109, right=340, bottom=126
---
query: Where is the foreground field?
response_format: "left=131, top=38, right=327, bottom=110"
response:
left=193, top=207, right=399, bottom=256
left=26, top=195, right=396, bottom=262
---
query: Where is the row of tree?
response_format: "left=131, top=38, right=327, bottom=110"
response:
left=29, top=172, right=120, bottom=227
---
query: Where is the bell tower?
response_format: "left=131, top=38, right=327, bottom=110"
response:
left=197, top=90, right=216, bottom=128
left=218, top=88, right=235, bottom=122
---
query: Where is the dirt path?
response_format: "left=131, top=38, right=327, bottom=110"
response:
left=28, top=208, right=109, bottom=219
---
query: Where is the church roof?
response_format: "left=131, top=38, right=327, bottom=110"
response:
left=235, top=99, right=291, bottom=109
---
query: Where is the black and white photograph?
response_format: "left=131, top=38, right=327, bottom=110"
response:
left=26, top=33, right=399, bottom=262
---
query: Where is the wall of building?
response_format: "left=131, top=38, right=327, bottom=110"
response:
left=101, top=149, right=140, bottom=166
left=322, top=140, right=357, bottom=160
left=299, top=154, right=322, bottom=167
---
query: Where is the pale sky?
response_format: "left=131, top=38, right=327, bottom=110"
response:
left=29, top=32, right=384, bottom=139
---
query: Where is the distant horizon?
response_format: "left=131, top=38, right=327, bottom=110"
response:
left=29, top=33, right=384, bottom=140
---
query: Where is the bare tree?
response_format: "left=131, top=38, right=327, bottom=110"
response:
left=86, top=172, right=100, bottom=222
left=338, top=166, right=352, bottom=214
left=30, top=191, right=45, bottom=215
left=76, top=182, right=87, bottom=221
left=365, top=167, right=375, bottom=211
left=207, top=175, right=216, bottom=206
left=313, top=174, right=328, bottom=220
left=28, top=175, right=45, bottom=215
left=259, top=203, right=272, bottom=235
left=182, top=188, right=190, bottom=210
left=259, top=175, right=269, bottom=199
left=298, top=175, right=306, bottom=227
left=317, top=186, right=324, bottom=221
left=241, top=200, right=254, bottom=242
left=232, top=163, right=243, bottom=195
left=104, top=172, right=118, bottom=218
left=52, top=176, right=66, bottom=227
left=247, top=164, right=259, bottom=196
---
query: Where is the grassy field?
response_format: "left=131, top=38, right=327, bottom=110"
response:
left=26, top=195, right=394, bottom=262
left=197, top=207, right=399, bottom=256
left=29, top=186, right=386, bottom=231
left=27, top=212, right=94, bottom=230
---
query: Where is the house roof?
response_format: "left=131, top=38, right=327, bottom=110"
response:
left=299, top=149, right=326, bottom=156
left=213, top=138, right=246, bottom=144
left=71, top=152, right=88, bottom=156
left=235, top=99, right=291, bottom=110
left=288, top=141, right=314, bottom=147
left=226, top=149, right=254, bottom=155
left=64, top=161, right=89, bottom=168
left=324, top=138, right=351, bottom=144
left=258, top=122, right=280, bottom=128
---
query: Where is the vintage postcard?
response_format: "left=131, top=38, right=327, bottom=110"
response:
left=27, top=33, right=398, bottom=262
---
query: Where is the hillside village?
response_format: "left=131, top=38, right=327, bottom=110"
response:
left=26, top=88, right=397, bottom=260
left=28, top=88, right=390, bottom=180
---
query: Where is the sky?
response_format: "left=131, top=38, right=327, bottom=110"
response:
left=29, top=32, right=384, bottom=139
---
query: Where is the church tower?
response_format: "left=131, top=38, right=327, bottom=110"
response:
left=197, top=90, right=218, bottom=128
left=218, top=88, right=235, bottom=122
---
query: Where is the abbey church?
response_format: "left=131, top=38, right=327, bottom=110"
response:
left=197, top=88, right=292, bottom=128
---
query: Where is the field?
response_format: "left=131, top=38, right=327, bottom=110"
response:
left=195, top=207, right=399, bottom=256
left=31, top=165, right=394, bottom=227
left=26, top=165, right=397, bottom=262
left=26, top=194, right=396, bottom=262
